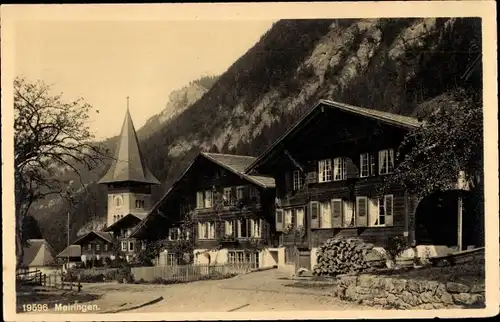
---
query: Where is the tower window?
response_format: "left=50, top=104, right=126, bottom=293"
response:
left=135, top=199, right=145, bottom=209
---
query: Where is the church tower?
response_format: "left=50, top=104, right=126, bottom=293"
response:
left=98, top=102, right=160, bottom=227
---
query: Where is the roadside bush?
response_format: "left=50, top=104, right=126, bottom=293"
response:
left=384, top=236, right=409, bottom=261
left=115, top=267, right=134, bottom=284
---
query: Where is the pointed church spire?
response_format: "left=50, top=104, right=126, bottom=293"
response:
left=98, top=100, right=160, bottom=185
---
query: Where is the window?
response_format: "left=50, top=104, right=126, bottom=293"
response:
left=196, top=191, right=204, bottom=209
left=320, top=201, right=332, bottom=228
left=121, top=241, right=127, bottom=251
left=223, top=187, right=233, bottom=206
left=87, top=244, right=92, bottom=251
left=129, top=241, right=134, bottom=251
left=239, top=219, right=250, bottom=238
left=360, top=153, right=376, bottom=177
left=357, top=197, right=368, bottom=217
left=369, top=195, right=394, bottom=227
left=276, top=209, right=284, bottom=231
left=228, top=250, right=259, bottom=267
left=318, top=159, right=332, bottom=182
left=250, top=187, right=258, bottom=199
left=293, top=170, right=304, bottom=190
left=204, top=190, right=213, bottom=208
left=284, top=209, right=293, bottom=228
left=198, top=222, right=215, bottom=239
left=236, top=186, right=245, bottom=201
left=104, top=244, right=108, bottom=252
left=141, top=241, right=147, bottom=250
left=295, top=208, right=305, bottom=228
left=169, top=228, right=180, bottom=241
left=224, top=220, right=235, bottom=236
left=167, top=253, right=181, bottom=266
left=113, top=215, right=117, bottom=223
left=135, top=199, right=145, bottom=209
left=333, top=157, right=347, bottom=181
left=252, top=219, right=261, bottom=238
left=379, top=149, right=395, bottom=175
left=96, top=244, right=100, bottom=251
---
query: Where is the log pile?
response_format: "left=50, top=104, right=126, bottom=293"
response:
left=313, top=238, right=383, bottom=276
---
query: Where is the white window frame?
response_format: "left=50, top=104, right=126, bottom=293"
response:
left=121, top=241, right=127, bottom=252
left=333, top=157, right=346, bottom=181
left=224, top=220, right=234, bottom=236
left=198, top=222, right=215, bottom=239
left=378, top=149, right=395, bottom=175
left=141, top=241, right=147, bottom=250
left=252, top=219, right=262, bottom=238
left=87, top=244, right=92, bottom=251
left=371, top=194, right=394, bottom=227
left=295, top=207, right=305, bottom=228
left=223, top=187, right=233, bottom=206
left=204, top=190, right=213, bottom=208
left=292, top=170, right=304, bottom=190
left=318, top=159, right=332, bottom=183
left=236, top=186, right=245, bottom=201
left=319, top=201, right=332, bottom=228
left=284, top=209, right=293, bottom=228
left=168, top=228, right=181, bottom=241
left=360, top=153, right=369, bottom=178
left=96, top=244, right=100, bottom=251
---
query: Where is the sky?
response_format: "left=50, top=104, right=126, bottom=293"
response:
left=15, top=20, right=276, bottom=140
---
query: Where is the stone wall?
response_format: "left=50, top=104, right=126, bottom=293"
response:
left=331, top=274, right=485, bottom=309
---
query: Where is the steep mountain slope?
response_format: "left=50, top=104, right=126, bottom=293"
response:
left=38, top=18, right=481, bottom=251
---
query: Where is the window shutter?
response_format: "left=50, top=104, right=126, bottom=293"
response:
left=332, top=199, right=343, bottom=228
left=276, top=209, right=283, bottom=231
left=385, top=195, right=394, bottom=226
left=355, top=197, right=368, bottom=227
left=196, top=191, right=203, bottom=208
left=310, top=201, right=319, bottom=229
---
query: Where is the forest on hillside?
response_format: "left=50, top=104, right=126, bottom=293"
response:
left=33, top=18, right=482, bottom=252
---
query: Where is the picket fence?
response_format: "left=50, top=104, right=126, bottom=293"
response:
left=131, top=263, right=257, bottom=282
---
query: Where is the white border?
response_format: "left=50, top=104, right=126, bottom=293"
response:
left=2, top=1, right=498, bottom=320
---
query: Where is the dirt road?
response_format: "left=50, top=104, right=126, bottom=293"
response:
left=81, top=269, right=371, bottom=312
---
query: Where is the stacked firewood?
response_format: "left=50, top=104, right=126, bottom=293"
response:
left=313, top=238, right=381, bottom=276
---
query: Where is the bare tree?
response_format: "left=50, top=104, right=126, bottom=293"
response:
left=14, top=77, right=109, bottom=268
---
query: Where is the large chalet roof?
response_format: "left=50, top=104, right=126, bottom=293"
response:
left=72, top=231, right=114, bottom=245
left=103, top=213, right=147, bottom=232
left=98, top=108, right=160, bottom=185
left=131, top=152, right=275, bottom=238
left=246, top=99, right=420, bottom=173
left=56, top=245, right=81, bottom=258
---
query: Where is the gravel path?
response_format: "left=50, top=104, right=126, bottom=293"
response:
left=80, top=269, right=372, bottom=312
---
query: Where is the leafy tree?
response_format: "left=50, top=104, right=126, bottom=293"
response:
left=14, top=77, right=109, bottom=268
left=385, top=88, right=483, bottom=197
left=21, top=215, right=43, bottom=241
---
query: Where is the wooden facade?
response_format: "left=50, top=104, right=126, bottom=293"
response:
left=247, top=100, right=421, bottom=256
left=132, top=153, right=276, bottom=266
left=104, top=214, right=146, bottom=258
left=73, top=231, right=114, bottom=264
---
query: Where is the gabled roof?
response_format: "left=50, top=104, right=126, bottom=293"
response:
left=131, top=152, right=275, bottom=238
left=103, top=213, right=146, bottom=232
left=246, top=99, right=420, bottom=173
left=98, top=108, right=161, bottom=185
left=201, top=153, right=275, bottom=188
left=72, top=231, right=114, bottom=245
left=21, top=239, right=55, bottom=267
left=56, top=245, right=82, bottom=258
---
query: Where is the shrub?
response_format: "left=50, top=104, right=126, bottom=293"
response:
left=384, top=236, right=409, bottom=261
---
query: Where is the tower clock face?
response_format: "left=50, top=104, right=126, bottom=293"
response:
left=114, top=195, right=124, bottom=209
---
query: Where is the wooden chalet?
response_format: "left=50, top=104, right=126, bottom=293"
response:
left=103, top=213, right=148, bottom=261
left=132, top=152, right=277, bottom=268
left=72, top=231, right=114, bottom=265
left=246, top=99, right=467, bottom=271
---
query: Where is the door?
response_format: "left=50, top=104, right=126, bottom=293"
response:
left=296, top=250, right=311, bottom=271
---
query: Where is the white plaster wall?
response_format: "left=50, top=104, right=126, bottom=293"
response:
left=194, top=249, right=228, bottom=265
left=260, top=249, right=278, bottom=268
